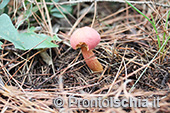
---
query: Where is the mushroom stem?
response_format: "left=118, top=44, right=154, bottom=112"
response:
left=81, top=46, right=103, bottom=72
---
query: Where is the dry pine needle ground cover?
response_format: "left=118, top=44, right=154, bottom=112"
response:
left=0, top=0, right=170, bottom=113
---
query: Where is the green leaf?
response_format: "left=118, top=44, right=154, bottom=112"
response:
left=27, top=26, right=36, bottom=33
left=18, top=32, right=58, bottom=50
left=51, top=5, right=72, bottom=14
left=0, top=14, right=25, bottom=49
left=51, top=12, right=65, bottom=18
left=0, top=41, right=3, bottom=49
left=53, top=0, right=59, bottom=2
left=0, top=13, right=58, bottom=50
left=25, top=5, right=40, bottom=18
left=54, top=34, right=62, bottom=41
left=0, top=0, right=10, bottom=9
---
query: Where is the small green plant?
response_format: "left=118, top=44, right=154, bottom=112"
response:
left=0, top=14, right=59, bottom=50
left=0, top=0, right=70, bottom=50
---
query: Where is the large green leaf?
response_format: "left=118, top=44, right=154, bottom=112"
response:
left=0, top=14, right=58, bottom=50
left=0, top=14, right=25, bottom=49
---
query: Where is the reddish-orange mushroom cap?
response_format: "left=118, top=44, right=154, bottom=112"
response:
left=70, top=26, right=101, bottom=50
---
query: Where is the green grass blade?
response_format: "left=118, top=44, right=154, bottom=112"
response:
left=125, top=0, right=161, bottom=49
left=125, top=0, right=153, bottom=24
left=163, top=10, right=170, bottom=43
left=151, top=14, right=161, bottom=48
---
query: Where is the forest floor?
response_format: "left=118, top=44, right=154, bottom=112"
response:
left=0, top=0, right=170, bottom=113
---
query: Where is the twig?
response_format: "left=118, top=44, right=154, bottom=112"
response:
left=68, top=3, right=94, bottom=36
left=37, top=0, right=170, bottom=8
left=91, top=1, right=97, bottom=28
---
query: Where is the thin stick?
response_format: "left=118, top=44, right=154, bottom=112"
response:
left=129, top=35, right=170, bottom=93
left=38, top=0, right=170, bottom=8
left=43, top=0, right=53, bottom=36
left=68, top=3, right=94, bottom=36
left=91, top=1, right=97, bottom=28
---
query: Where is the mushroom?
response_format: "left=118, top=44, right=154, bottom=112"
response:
left=70, top=26, right=103, bottom=72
